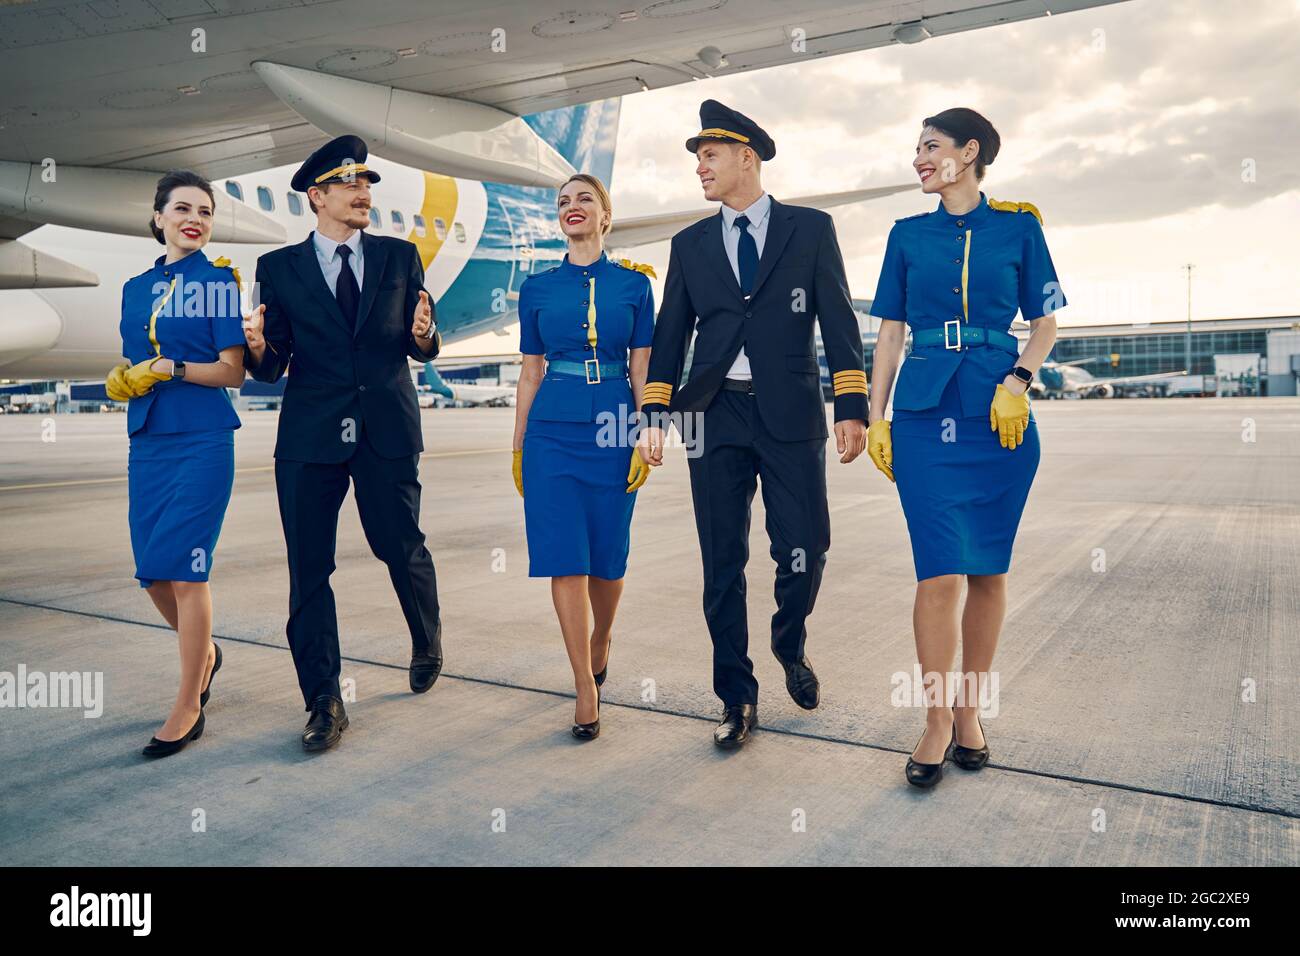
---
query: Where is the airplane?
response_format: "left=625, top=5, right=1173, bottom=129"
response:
left=1033, top=358, right=1187, bottom=399
left=420, top=362, right=515, bottom=408
left=0, top=0, right=1126, bottom=381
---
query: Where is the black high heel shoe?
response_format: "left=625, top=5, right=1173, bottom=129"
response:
left=571, top=683, right=600, bottom=740
left=593, top=634, right=612, bottom=689
left=904, top=723, right=955, bottom=789
left=142, top=709, right=205, bottom=759
left=952, top=711, right=989, bottom=770
left=199, top=642, right=222, bottom=707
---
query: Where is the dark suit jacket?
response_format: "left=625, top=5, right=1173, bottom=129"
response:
left=641, top=198, right=868, bottom=442
left=246, top=231, right=441, bottom=462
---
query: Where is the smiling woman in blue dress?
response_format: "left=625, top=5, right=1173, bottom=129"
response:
left=511, top=173, right=655, bottom=741
left=865, top=109, right=1062, bottom=788
left=104, top=170, right=248, bottom=758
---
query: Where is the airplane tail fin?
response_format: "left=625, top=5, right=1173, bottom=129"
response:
left=422, top=362, right=454, bottom=400
left=523, top=98, right=622, bottom=188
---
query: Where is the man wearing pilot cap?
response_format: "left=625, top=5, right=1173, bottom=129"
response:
left=243, top=134, right=445, bottom=753
left=638, top=99, right=869, bottom=749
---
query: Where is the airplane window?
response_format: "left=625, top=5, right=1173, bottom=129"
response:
left=412, top=214, right=427, bottom=238
left=369, top=208, right=381, bottom=229
left=391, top=210, right=405, bottom=232
left=453, top=222, right=466, bottom=243
left=225, top=181, right=243, bottom=201
left=433, top=217, right=447, bottom=240
left=256, top=186, right=274, bottom=212
left=286, top=193, right=302, bottom=216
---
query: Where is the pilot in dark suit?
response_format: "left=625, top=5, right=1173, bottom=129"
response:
left=242, top=135, right=444, bottom=753
left=637, top=101, right=869, bottom=748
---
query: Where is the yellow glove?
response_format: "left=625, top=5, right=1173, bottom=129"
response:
left=512, top=449, right=523, bottom=498
left=626, top=446, right=650, bottom=493
left=122, top=356, right=172, bottom=397
left=105, top=363, right=133, bottom=402
left=990, top=383, right=1031, bottom=450
left=866, top=419, right=894, bottom=483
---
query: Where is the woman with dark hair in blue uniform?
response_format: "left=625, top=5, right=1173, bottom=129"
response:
left=511, top=173, right=655, bottom=741
left=865, top=109, right=1062, bottom=788
left=105, top=170, right=248, bottom=758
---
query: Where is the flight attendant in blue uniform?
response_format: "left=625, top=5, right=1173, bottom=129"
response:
left=104, top=170, right=248, bottom=758
left=865, top=109, right=1062, bottom=788
left=511, top=173, right=655, bottom=741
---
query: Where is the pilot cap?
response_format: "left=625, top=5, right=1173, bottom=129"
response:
left=685, top=100, right=775, bottom=161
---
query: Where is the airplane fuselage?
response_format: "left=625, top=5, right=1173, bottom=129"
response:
left=1, top=156, right=572, bottom=379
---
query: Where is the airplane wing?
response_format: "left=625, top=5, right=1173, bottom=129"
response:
left=1099, top=370, right=1188, bottom=386
left=608, top=182, right=916, bottom=248
left=1, top=0, right=1128, bottom=182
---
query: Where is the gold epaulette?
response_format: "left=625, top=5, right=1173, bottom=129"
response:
left=616, top=258, right=658, bottom=280
left=987, top=199, right=1043, bottom=224
left=831, top=369, right=868, bottom=397
left=642, top=381, right=674, bottom=407
left=212, top=255, right=243, bottom=287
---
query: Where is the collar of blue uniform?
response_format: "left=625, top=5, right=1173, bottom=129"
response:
left=559, top=250, right=608, bottom=274
left=931, top=191, right=991, bottom=225
left=152, top=247, right=209, bottom=272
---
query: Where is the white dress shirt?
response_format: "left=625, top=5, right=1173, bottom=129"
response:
left=312, top=229, right=364, bottom=295
left=719, top=192, right=771, bottom=380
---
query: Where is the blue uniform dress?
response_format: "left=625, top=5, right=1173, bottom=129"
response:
left=520, top=252, right=656, bottom=579
left=870, top=193, right=1065, bottom=581
left=120, top=248, right=246, bottom=587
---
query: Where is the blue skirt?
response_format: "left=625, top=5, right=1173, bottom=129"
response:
left=893, top=377, right=1039, bottom=581
left=522, top=418, right=638, bottom=579
left=128, top=429, right=235, bottom=588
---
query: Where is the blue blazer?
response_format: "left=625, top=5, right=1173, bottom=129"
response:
left=119, top=248, right=245, bottom=436
left=519, top=252, right=655, bottom=424
left=640, top=198, right=868, bottom=442
left=246, top=231, right=440, bottom=462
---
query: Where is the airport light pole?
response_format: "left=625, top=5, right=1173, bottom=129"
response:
left=1184, top=263, right=1194, bottom=381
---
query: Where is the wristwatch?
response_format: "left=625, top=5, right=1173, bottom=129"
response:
left=172, top=359, right=186, bottom=379
left=1009, top=365, right=1033, bottom=385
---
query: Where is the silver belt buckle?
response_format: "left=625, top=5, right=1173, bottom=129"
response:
left=584, top=358, right=601, bottom=384
left=943, top=320, right=963, bottom=351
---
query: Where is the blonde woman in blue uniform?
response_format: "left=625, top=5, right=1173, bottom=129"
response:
left=512, top=173, right=655, bottom=740
left=865, top=109, right=1061, bottom=788
left=105, top=170, right=248, bottom=758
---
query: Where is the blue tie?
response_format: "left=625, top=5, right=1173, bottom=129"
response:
left=734, top=214, right=758, bottom=297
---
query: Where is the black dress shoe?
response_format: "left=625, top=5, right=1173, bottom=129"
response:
left=952, top=712, right=990, bottom=770
left=302, top=696, right=348, bottom=752
left=713, top=704, right=757, bottom=749
left=142, top=709, right=205, bottom=759
left=778, top=655, right=820, bottom=710
left=199, top=642, right=222, bottom=708
left=904, top=725, right=955, bottom=789
left=409, top=652, right=442, bottom=694
left=571, top=685, right=600, bottom=740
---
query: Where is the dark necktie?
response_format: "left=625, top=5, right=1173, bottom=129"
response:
left=734, top=214, right=758, bottom=297
left=335, top=243, right=360, bottom=330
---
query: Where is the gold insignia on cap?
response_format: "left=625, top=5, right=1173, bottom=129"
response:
left=314, top=162, right=371, bottom=184
left=697, top=128, right=750, bottom=144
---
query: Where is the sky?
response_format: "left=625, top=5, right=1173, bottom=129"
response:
left=446, top=0, right=1300, bottom=357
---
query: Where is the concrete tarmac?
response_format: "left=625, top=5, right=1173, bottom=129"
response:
left=1, top=398, right=1297, bottom=865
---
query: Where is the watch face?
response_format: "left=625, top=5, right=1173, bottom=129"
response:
left=1013, top=366, right=1033, bottom=383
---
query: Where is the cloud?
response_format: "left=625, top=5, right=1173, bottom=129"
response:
left=615, top=0, right=1300, bottom=226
